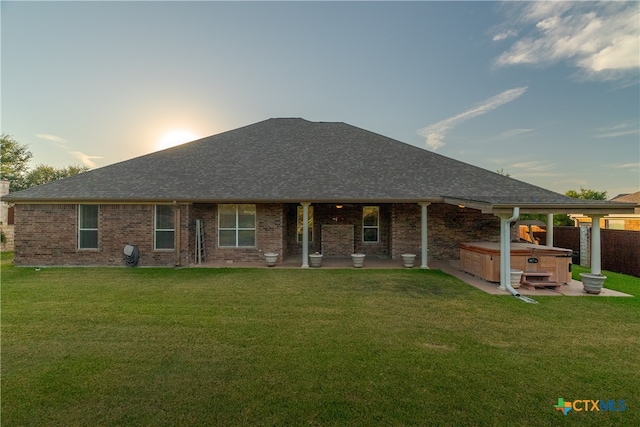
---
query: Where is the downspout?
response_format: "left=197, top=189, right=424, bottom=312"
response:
left=500, top=207, right=519, bottom=295
left=499, top=207, right=538, bottom=304
left=500, top=207, right=537, bottom=303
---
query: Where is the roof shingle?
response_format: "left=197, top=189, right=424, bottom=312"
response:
left=2, top=118, right=635, bottom=213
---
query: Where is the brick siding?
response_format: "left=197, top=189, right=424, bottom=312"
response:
left=1, top=224, right=15, bottom=251
left=321, top=224, right=355, bottom=256
left=391, top=203, right=500, bottom=260
left=13, top=202, right=501, bottom=266
left=196, top=203, right=285, bottom=264
left=13, top=204, right=190, bottom=267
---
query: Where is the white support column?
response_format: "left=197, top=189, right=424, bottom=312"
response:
left=547, top=214, right=554, bottom=247
left=301, top=202, right=310, bottom=268
left=419, top=202, right=430, bottom=269
left=590, top=215, right=602, bottom=275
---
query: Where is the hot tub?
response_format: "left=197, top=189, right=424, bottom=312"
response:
left=460, top=242, right=572, bottom=284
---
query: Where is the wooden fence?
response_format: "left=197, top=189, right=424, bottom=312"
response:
left=536, top=226, right=640, bottom=277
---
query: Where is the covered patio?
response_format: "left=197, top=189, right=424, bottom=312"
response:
left=195, top=255, right=633, bottom=297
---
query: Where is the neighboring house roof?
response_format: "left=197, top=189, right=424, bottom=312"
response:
left=612, top=191, right=640, bottom=204
left=610, top=191, right=640, bottom=215
left=2, top=118, right=636, bottom=214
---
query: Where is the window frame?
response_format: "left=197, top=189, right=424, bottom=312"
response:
left=154, top=205, right=175, bottom=251
left=78, top=204, right=99, bottom=250
left=362, top=206, right=380, bottom=243
left=218, top=204, right=257, bottom=248
left=297, top=205, right=314, bottom=243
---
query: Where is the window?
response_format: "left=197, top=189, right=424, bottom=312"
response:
left=219, top=204, right=256, bottom=247
left=155, top=205, right=175, bottom=250
left=297, top=206, right=314, bottom=242
left=363, top=206, right=379, bottom=242
left=606, top=219, right=625, bottom=230
left=78, top=205, right=98, bottom=249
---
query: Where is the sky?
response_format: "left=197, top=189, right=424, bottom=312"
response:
left=2, top=0, right=639, bottom=198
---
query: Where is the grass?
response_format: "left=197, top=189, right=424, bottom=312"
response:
left=2, top=251, right=639, bottom=426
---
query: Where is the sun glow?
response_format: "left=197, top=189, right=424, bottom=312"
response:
left=156, top=130, right=199, bottom=151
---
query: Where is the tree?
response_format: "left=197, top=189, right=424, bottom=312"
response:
left=1, top=134, right=90, bottom=192
left=566, top=187, right=607, bottom=200
left=22, top=164, right=90, bottom=190
left=519, top=187, right=608, bottom=227
left=551, top=187, right=608, bottom=226
left=1, top=134, right=33, bottom=192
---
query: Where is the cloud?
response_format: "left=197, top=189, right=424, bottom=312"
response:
left=34, top=133, right=68, bottom=144
left=35, top=133, right=101, bottom=168
left=495, top=2, right=639, bottom=80
left=35, top=133, right=69, bottom=148
left=69, top=151, right=102, bottom=168
left=492, top=29, right=518, bottom=42
left=509, top=161, right=554, bottom=173
left=418, top=86, right=528, bottom=150
left=594, top=122, right=639, bottom=138
left=498, top=128, right=534, bottom=139
left=613, top=162, right=640, bottom=170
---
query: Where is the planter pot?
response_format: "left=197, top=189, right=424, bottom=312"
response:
left=309, top=253, right=323, bottom=268
left=264, top=252, right=278, bottom=267
left=580, top=273, right=606, bottom=294
left=510, top=269, right=523, bottom=289
left=401, top=253, right=416, bottom=268
left=351, top=253, right=366, bottom=268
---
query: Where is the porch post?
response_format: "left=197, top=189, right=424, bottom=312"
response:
left=546, top=214, right=554, bottom=247
left=419, top=202, right=430, bottom=269
left=301, top=202, right=310, bottom=268
left=590, top=215, right=602, bottom=275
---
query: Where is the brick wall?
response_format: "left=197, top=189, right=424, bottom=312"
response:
left=624, top=219, right=640, bottom=231
left=428, top=203, right=501, bottom=259
left=391, top=203, right=500, bottom=260
left=285, top=203, right=391, bottom=257
left=1, top=224, right=15, bottom=251
left=390, top=204, right=421, bottom=259
left=13, top=201, right=502, bottom=266
left=202, top=203, right=285, bottom=263
left=321, top=224, right=355, bottom=256
left=13, top=204, right=191, bottom=267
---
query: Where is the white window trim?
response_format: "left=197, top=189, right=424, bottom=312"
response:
left=218, top=204, right=257, bottom=248
left=78, top=204, right=99, bottom=250
left=154, top=205, right=175, bottom=251
left=363, top=206, right=380, bottom=243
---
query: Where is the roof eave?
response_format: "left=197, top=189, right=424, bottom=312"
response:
left=490, top=202, right=638, bottom=215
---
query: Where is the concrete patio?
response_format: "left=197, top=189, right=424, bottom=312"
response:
left=195, top=256, right=633, bottom=298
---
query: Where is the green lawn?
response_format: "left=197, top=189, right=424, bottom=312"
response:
left=2, top=252, right=639, bottom=426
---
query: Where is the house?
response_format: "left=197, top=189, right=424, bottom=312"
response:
left=570, top=191, right=640, bottom=231
left=2, top=118, right=635, bottom=286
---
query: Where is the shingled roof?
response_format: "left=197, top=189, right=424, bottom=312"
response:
left=3, top=118, right=636, bottom=214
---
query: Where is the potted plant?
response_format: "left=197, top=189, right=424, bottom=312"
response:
left=580, top=272, right=606, bottom=294
left=351, top=253, right=365, bottom=268
left=264, top=252, right=278, bottom=267
left=309, top=252, right=323, bottom=268
left=510, top=269, right=523, bottom=289
left=401, top=253, right=416, bottom=268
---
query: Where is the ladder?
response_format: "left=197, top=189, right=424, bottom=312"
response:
left=195, top=219, right=205, bottom=264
